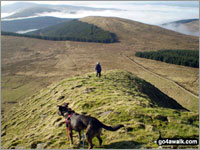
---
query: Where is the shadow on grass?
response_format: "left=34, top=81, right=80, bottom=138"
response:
left=102, top=140, right=142, bottom=149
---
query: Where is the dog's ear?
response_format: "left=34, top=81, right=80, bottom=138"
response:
left=63, top=103, right=69, bottom=108
left=68, top=108, right=75, bottom=113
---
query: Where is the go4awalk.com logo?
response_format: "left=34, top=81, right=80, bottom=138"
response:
left=155, top=138, right=199, bottom=146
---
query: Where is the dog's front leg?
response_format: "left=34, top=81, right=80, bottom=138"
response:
left=69, top=129, right=73, bottom=146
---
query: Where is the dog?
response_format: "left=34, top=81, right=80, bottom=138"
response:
left=58, top=103, right=124, bottom=149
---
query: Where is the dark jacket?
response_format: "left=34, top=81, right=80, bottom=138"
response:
left=95, top=64, right=102, bottom=72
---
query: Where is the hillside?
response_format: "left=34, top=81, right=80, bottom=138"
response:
left=1, top=16, right=199, bottom=117
left=79, top=16, right=198, bottom=49
left=2, top=17, right=73, bottom=33
left=26, top=20, right=118, bottom=43
left=1, top=70, right=198, bottom=149
left=161, top=19, right=199, bottom=36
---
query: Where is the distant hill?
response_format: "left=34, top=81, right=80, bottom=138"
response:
left=1, top=2, right=38, bottom=13
left=26, top=20, right=118, bottom=43
left=161, top=19, right=199, bottom=36
left=2, top=70, right=198, bottom=149
left=2, top=17, right=73, bottom=33
left=79, top=16, right=198, bottom=49
left=163, top=19, right=199, bottom=25
left=3, top=6, right=58, bottom=19
left=2, top=2, right=119, bottom=19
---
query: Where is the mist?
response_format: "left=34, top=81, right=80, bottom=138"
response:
left=1, top=1, right=199, bottom=36
left=161, top=23, right=199, bottom=37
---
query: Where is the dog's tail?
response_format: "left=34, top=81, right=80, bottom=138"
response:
left=100, top=123, right=124, bottom=131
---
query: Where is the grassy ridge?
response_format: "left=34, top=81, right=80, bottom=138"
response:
left=135, top=50, right=199, bottom=68
left=1, top=70, right=198, bottom=149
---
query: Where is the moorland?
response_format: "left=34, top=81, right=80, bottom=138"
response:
left=1, top=16, right=199, bottom=149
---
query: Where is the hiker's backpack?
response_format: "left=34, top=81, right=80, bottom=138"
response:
left=96, top=64, right=101, bottom=71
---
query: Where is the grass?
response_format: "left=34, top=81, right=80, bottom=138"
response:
left=1, top=16, right=198, bottom=117
left=132, top=55, right=199, bottom=111
left=1, top=70, right=199, bottom=149
left=1, top=17, right=199, bottom=149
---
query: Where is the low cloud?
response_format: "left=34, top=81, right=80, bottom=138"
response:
left=2, top=1, right=199, bottom=36
left=2, top=2, right=199, bottom=25
left=16, top=29, right=38, bottom=34
left=37, top=6, right=197, bottom=25
left=161, top=23, right=199, bottom=37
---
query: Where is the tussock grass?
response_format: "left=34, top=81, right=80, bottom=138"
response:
left=1, top=70, right=199, bottom=149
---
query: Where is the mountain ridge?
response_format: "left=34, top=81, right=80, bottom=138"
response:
left=79, top=16, right=198, bottom=45
left=1, top=70, right=198, bottom=149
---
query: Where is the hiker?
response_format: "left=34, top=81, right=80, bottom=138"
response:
left=95, top=61, right=102, bottom=77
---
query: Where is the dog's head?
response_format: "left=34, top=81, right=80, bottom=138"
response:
left=57, top=103, right=74, bottom=117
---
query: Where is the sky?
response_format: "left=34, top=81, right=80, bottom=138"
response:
left=1, top=1, right=199, bottom=25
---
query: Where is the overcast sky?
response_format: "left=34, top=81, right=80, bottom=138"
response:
left=1, top=1, right=199, bottom=25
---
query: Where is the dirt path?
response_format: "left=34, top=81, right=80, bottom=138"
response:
left=123, top=55, right=199, bottom=99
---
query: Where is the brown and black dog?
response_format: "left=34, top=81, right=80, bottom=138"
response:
left=58, top=103, right=124, bottom=149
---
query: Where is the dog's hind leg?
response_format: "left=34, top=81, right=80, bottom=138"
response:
left=78, top=131, right=82, bottom=147
left=86, top=135, right=93, bottom=149
left=96, top=135, right=102, bottom=146
left=96, top=128, right=102, bottom=146
left=86, top=125, right=95, bottom=149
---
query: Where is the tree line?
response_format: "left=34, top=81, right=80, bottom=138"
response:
left=2, top=31, right=117, bottom=43
left=26, top=20, right=118, bottom=43
left=135, top=50, right=199, bottom=68
left=2, top=19, right=118, bottom=44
